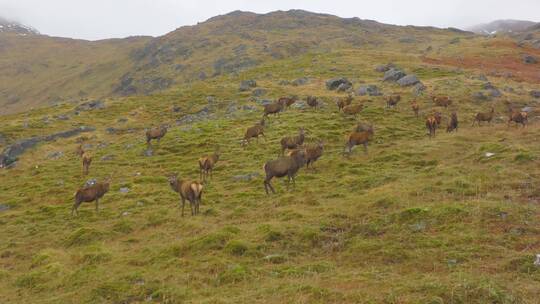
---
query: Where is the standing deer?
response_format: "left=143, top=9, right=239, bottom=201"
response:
left=472, top=108, right=495, bottom=126
left=146, top=125, right=168, bottom=146
left=199, top=148, right=220, bottom=182
left=426, top=112, right=442, bottom=137
left=72, top=177, right=111, bottom=216
left=280, top=128, right=305, bottom=155
left=168, top=174, right=203, bottom=216
left=82, top=153, right=92, bottom=175
left=344, top=125, right=374, bottom=154
left=263, top=150, right=307, bottom=194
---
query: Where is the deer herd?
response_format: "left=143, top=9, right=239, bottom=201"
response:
left=70, top=84, right=530, bottom=216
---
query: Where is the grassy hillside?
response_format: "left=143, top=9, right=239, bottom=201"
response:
left=0, top=29, right=539, bottom=303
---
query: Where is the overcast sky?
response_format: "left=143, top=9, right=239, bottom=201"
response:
left=1, top=0, right=539, bottom=40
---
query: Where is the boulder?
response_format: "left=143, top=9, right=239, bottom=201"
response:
left=383, top=68, right=406, bottom=82
left=473, top=92, right=488, bottom=101
left=487, top=88, right=502, bottom=98
left=291, top=77, right=309, bottom=86
left=101, top=155, right=115, bottom=161
left=47, top=151, right=63, bottom=160
left=252, top=88, right=267, bottom=97
left=239, top=80, right=257, bottom=91
left=397, top=75, right=420, bottom=86
left=254, top=99, right=273, bottom=106
left=523, top=55, right=538, bottom=64
left=375, top=63, right=395, bottom=73
left=278, top=80, right=290, bottom=86
left=326, top=77, right=352, bottom=90
left=530, top=90, right=540, bottom=98
left=290, top=101, right=308, bottom=110
left=75, top=100, right=105, bottom=112
left=356, top=85, right=381, bottom=96
left=0, top=204, right=10, bottom=212
left=337, top=82, right=352, bottom=92
left=412, top=83, right=427, bottom=96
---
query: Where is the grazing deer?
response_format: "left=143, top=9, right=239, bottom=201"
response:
left=472, top=108, right=495, bottom=126
left=146, top=125, right=168, bottom=145
left=385, top=95, right=401, bottom=108
left=432, top=95, right=452, bottom=108
left=82, top=153, right=92, bottom=175
left=263, top=150, right=307, bottom=194
left=344, top=125, right=374, bottom=154
left=242, top=119, right=266, bottom=145
left=278, top=96, right=297, bottom=110
left=168, top=174, right=203, bottom=216
left=426, top=112, right=442, bottom=137
left=304, top=141, right=324, bottom=169
left=336, top=94, right=353, bottom=111
left=280, top=128, right=305, bottom=155
left=75, top=144, right=85, bottom=158
left=342, top=103, right=364, bottom=117
left=199, top=148, right=220, bottom=182
left=263, top=102, right=284, bottom=118
left=446, top=112, right=458, bottom=132
left=72, top=178, right=111, bottom=216
left=508, top=111, right=528, bottom=128
left=306, top=96, right=319, bottom=109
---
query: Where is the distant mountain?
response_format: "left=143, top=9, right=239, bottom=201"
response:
left=467, top=19, right=537, bottom=35
left=0, top=17, right=39, bottom=35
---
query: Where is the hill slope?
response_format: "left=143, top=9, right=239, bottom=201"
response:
left=1, top=10, right=474, bottom=115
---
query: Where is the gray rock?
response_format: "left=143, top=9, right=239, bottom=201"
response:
left=399, top=37, right=416, bottom=43
left=483, top=82, right=497, bottom=90
left=242, top=105, right=256, bottom=112
left=503, top=86, right=515, bottom=93
left=473, top=91, right=489, bottom=100
left=383, top=68, right=406, bottom=82
left=412, top=82, right=427, bottom=96
left=252, top=88, right=267, bottom=97
left=75, top=100, right=105, bottom=112
left=357, top=85, right=381, bottom=96
left=176, top=107, right=211, bottom=125
left=290, top=101, right=307, bottom=110
left=239, top=79, right=257, bottom=91
left=523, top=55, right=538, bottom=64
left=278, top=80, right=290, bottom=86
left=0, top=133, right=5, bottom=146
left=337, top=82, right=352, bottom=92
left=326, top=77, right=352, bottom=90
left=143, top=149, right=153, bottom=157
left=206, top=96, right=216, bottom=104
left=475, top=74, right=488, bottom=81
left=106, top=127, right=117, bottom=135
left=117, top=117, right=128, bottom=123
left=254, top=99, right=272, bottom=106
left=226, top=103, right=239, bottom=114
left=530, top=91, right=540, bottom=98
left=172, top=106, right=181, bottom=113
left=119, top=187, right=130, bottom=193
left=47, top=151, right=63, bottom=160
left=449, top=38, right=460, bottom=44
left=487, top=88, right=502, bottom=98
left=54, top=114, right=70, bottom=121
left=397, top=75, right=420, bottom=86
left=291, top=77, right=309, bottom=86
left=375, top=63, right=395, bottom=73
left=0, top=204, right=10, bottom=212
left=522, top=106, right=534, bottom=113
left=232, top=172, right=261, bottom=182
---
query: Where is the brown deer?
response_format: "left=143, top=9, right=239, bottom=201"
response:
left=72, top=178, right=111, bottom=216
left=75, top=144, right=85, bottom=158
left=146, top=125, right=168, bottom=145
left=82, top=153, right=92, bottom=175
left=426, top=112, right=442, bottom=137
left=446, top=112, right=458, bottom=133
left=263, top=149, right=307, bottom=194
left=278, top=96, right=297, bottom=110
left=472, top=108, right=495, bottom=126
left=336, top=94, right=353, bottom=111
left=344, top=125, right=374, bottom=154
left=304, top=141, right=324, bottom=169
left=242, top=119, right=266, bottom=145
left=385, top=95, right=401, bottom=108
left=263, top=102, right=284, bottom=118
left=167, top=174, right=203, bottom=216
left=432, top=95, right=452, bottom=107
left=198, top=148, right=220, bottom=182
left=280, top=128, right=305, bottom=155
left=411, top=100, right=420, bottom=117
left=508, top=111, right=528, bottom=127
left=342, top=103, right=364, bottom=117
left=306, top=96, right=319, bottom=109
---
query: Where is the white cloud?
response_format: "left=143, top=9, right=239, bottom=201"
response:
left=0, top=0, right=538, bottom=40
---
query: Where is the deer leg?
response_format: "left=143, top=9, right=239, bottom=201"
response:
left=190, top=200, right=194, bottom=216
left=181, top=197, right=185, bottom=217
left=95, top=199, right=99, bottom=212
left=363, top=143, right=368, bottom=154
left=72, top=202, right=79, bottom=216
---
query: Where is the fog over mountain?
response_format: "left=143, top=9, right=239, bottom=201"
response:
left=1, top=0, right=539, bottom=40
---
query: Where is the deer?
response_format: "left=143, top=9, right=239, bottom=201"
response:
left=167, top=173, right=203, bottom=216
left=344, top=125, right=374, bottom=155
left=277, top=96, right=297, bottom=110
left=72, top=177, right=111, bottom=216
left=263, top=102, right=284, bottom=118
left=411, top=100, right=420, bottom=117
left=263, top=149, right=307, bottom=195
left=304, top=141, right=324, bottom=169
left=336, top=94, right=353, bottom=111
left=82, top=152, right=92, bottom=175
left=198, top=148, right=220, bottom=182
left=342, top=103, right=364, bottom=117
left=146, top=125, right=168, bottom=146
left=432, top=95, right=452, bottom=108
left=75, top=144, right=85, bottom=158
left=472, top=108, right=495, bottom=126
left=242, top=119, right=266, bottom=145
left=306, top=96, right=319, bottom=109
left=508, top=111, right=528, bottom=128
left=446, top=112, right=458, bottom=133
left=385, top=94, right=401, bottom=108
left=426, top=112, right=442, bottom=137
left=280, top=128, right=305, bottom=155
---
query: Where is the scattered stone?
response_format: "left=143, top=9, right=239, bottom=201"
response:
left=0, top=204, right=10, bottom=212
left=278, top=80, right=290, bottom=86
left=409, top=221, right=427, bottom=232
left=143, top=149, right=153, bottom=157
left=412, top=82, right=427, bottom=96
left=383, top=68, right=406, bottom=82
left=101, top=155, right=115, bottom=161
left=503, top=86, right=515, bottom=93
left=449, top=37, right=460, bottom=44
left=136, top=201, right=144, bottom=207
left=96, top=142, right=109, bottom=149
left=242, top=105, right=256, bottom=112
left=263, top=254, right=286, bottom=264
left=226, top=103, right=239, bottom=115
left=522, top=106, right=534, bottom=113
left=254, top=99, right=272, bottom=106
left=530, top=90, right=540, bottom=98
left=206, top=96, right=216, bottom=104
left=375, top=63, right=395, bottom=73
left=119, top=187, right=130, bottom=193
left=357, top=85, right=382, bottom=96
left=337, top=82, right=352, bottom=92
left=485, top=152, right=495, bottom=158
left=176, top=107, right=211, bottom=125
left=326, top=77, right=352, bottom=90
left=122, top=211, right=130, bottom=217
left=232, top=172, right=261, bottom=182
left=252, top=88, right=267, bottom=97
left=290, top=101, right=307, bottom=110
left=399, top=36, right=416, bottom=43
left=54, top=114, right=70, bottom=121
left=172, top=106, right=181, bottom=113
left=475, top=74, right=488, bottom=81
left=47, top=151, right=63, bottom=160
left=523, top=54, right=538, bottom=64
left=117, top=117, right=128, bottom=123
left=535, top=254, right=540, bottom=267
left=447, top=259, right=458, bottom=267
left=473, top=91, right=488, bottom=100
left=291, top=77, right=309, bottom=86
left=75, top=100, right=105, bottom=112
left=239, top=79, right=257, bottom=91
left=105, top=127, right=117, bottom=135
left=397, top=75, right=420, bottom=86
